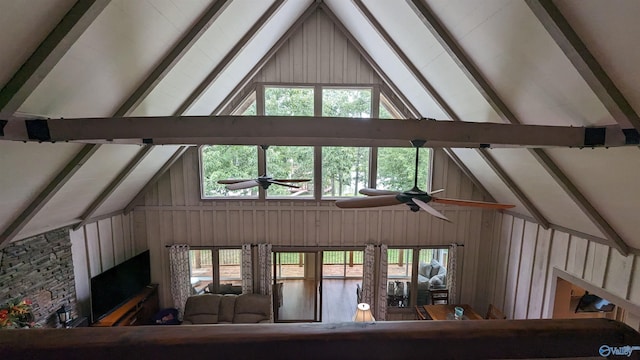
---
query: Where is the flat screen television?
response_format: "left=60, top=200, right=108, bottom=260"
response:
left=90, top=250, right=151, bottom=323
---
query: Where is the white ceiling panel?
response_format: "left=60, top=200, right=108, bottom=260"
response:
left=487, top=148, right=604, bottom=238
left=0, top=142, right=83, bottom=232
left=0, top=0, right=76, bottom=90
left=360, top=0, right=502, bottom=123
left=450, top=148, right=528, bottom=216
left=20, top=144, right=144, bottom=236
left=545, top=147, right=640, bottom=249
left=555, top=0, right=640, bottom=121
left=131, top=0, right=276, bottom=117
left=18, top=0, right=211, bottom=118
left=424, top=0, right=613, bottom=127
left=323, top=0, right=446, bottom=119
left=187, top=0, right=314, bottom=115
left=94, top=145, right=181, bottom=216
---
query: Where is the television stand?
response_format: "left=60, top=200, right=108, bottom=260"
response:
left=92, top=284, right=159, bottom=326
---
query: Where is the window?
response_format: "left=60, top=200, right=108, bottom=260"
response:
left=189, top=248, right=242, bottom=295
left=377, top=147, right=430, bottom=191
left=386, top=247, right=449, bottom=308
left=201, top=145, right=258, bottom=198
left=199, top=84, right=433, bottom=200
left=322, top=147, right=369, bottom=197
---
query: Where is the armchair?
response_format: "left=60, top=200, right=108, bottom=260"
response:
left=417, top=259, right=447, bottom=305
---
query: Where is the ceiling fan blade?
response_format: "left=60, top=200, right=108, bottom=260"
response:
left=267, top=180, right=301, bottom=189
left=412, top=199, right=451, bottom=222
left=431, top=197, right=515, bottom=209
left=217, top=179, right=251, bottom=184
left=272, top=179, right=310, bottom=183
left=359, top=188, right=400, bottom=196
left=226, top=180, right=259, bottom=190
left=335, top=195, right=402, bottom=209
left=428, top=188, right=444, bottom=195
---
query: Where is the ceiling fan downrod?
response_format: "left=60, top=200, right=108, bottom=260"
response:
left=410, top=139, right=426, bottom=191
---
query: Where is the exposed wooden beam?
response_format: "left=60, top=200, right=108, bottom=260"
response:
left=477, top=149, right=550, bottom=229
left=0, top=0, right=111, bottom=116
left=212, top=2, right=321, bottom=116
left=408, top=0, right=628, bottom=254
left=175, top=0, right=285, bottom=115
left=73, top=146, right=153, bottom=230
left=123, top=146, right=190, bottom=214
left=113, top=0, right=231, bottom=117
left=4, top=115, right=631, bottom=148
left=0, top=144, right=99, bottom=247
left=526, top=0, right=640, bottom=132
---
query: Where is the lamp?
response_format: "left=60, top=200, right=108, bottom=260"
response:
left=56, top=305, right=72, bottom=327
left=353, top=303, right=375, bottom=322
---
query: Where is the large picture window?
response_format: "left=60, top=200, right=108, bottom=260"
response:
left=200, top=84, right=433, bottom=200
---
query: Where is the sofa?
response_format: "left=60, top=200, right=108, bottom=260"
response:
left=182, top=293, right=271, bottom=324
left=417, top=259, right=447, bottom=305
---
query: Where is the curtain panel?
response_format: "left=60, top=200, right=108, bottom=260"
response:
left=448, top=243, right=458, bottom=304
left=241, top=244, right=253, bottom=294
left=376, top=244, right=388, bottom=320
left=169, top=244, right=191, bottom=320
left=362, top=244, right=376, bottom=307
left=257, top=243, right=272, bottom=296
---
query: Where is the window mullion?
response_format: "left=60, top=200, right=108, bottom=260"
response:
left=314, top=85, right=322, bottom=201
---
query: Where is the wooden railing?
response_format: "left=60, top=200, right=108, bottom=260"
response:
left=1, top=318, right=638, bottom=359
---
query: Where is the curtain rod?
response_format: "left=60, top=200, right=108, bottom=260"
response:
left=164, top=243, right=464, bottom=248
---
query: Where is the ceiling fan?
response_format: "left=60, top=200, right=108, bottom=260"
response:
left=217, top=145, right=311, bottom=191
left=334, top=139, right=514, bottom=222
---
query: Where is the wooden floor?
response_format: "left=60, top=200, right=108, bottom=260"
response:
left=277, top=279, right=360, bottom=323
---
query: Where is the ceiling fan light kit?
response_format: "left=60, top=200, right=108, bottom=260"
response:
left=334, top=139, right=514, bottom=222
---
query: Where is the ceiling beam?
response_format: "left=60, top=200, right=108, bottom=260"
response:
left=3, top=115, right=631, bottom=148
left=212, top=1, right=321, bottom=116
left=408, top=0, right=628, bottom=255
left=113, top=0, right=231, bottom=117
left=175, top=0, right=285, bottom=115
left=526, top=0, right=640, bottom=132
left=123, top=146, right=190, bottom=214
left=0, top=0, right=110, bottom=116
left=0, top=144, right=99, bottom=248
left=478, top=149, right=549, bottom=228
left=73, top=145, right=153, bottom=230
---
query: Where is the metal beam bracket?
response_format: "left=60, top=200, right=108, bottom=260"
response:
left=25, top=119, right=51, bottom=141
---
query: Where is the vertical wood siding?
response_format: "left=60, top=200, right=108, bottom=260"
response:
left=480, top=212, right=640, bottom=329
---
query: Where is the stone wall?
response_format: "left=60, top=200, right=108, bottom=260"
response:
left=0, top=227, right=77, bottom=328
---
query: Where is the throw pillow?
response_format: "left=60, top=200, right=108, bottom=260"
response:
left=429, top=276, right=443, bottom=287
left=430, top=259, right=441, bottom=278
left=419, top=262, right=431, bottom=278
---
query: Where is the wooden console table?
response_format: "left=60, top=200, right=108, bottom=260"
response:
left=92, top=284, right=159, bottom=327
left=423, top=304, right=483, bottom=320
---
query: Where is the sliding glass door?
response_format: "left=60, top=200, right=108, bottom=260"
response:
left=273, top=251, right=322, bottom=322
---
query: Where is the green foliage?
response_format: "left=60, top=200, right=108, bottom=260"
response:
left=377, top=147, right=430, bottom=191
left=265, top=87, right=314, bottom=116
left=266, top=146, right=314, bottom=197
left=201, top=145, right=258, bottom=197
left=322, top=147, right=369, bottom=196
left=322, top=88, right=371, bottom=117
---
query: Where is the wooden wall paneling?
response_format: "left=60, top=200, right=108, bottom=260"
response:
left=111, top=215, right=125, bottom=265
left=318, top=16, right=331, bottom=83
left=278, top=33, right=291, bottom=83
left=132, top=210, right=147, bottom=254
left=306, top=209, right=317, bottom=246
left=317, top=210, right=329, bottom=245
left=305, top=12, right=317, bottom=84
left=486, top=212, right=503, bottom=309
left=97, top=219, right=114, bottom=271
left=626, top=313, right=640, bottom=331
left=189, top=211, right=201, bottom=246
left=527, top=226, right=552, bottom=319
left=392, top=210, right=405, bottom=245
left=355, top=211, right=367, bottom=245
left=459, top=210, right=474, bottom=305
left=170, top=158, right=186, bottom=206
left=157, top=168, right=173, bottom=206
left=476, top=210, right=498, bottom=315
left=70, top=228, right=91, bottom=317
left=379, top=210, right=392, bottom=244
left=405, top=210, right=418, bottom=245
left=566, top=236, right=588, bottom=278
left=542, top=231, right=569, bottom=318
left=266, top=209, right=278, bottom=245
left=583, top=241, right=596, bottom=284
left=84, top=222, right=101, bottom=277
left=493, top=214, right=513, bottom=314
left=172, top=209, right=188, bottom=243
left=330, top=211, right=341, bottom=246
left=514, top=221, right=538, bottom=319
left=627, top=259, right=640, bottom=309
left=122, top=212, right=133, bottom=259
left=604, top=249, right=634, bottom=299
left=241, top=210, right=253, bottom=245
left=201, top=210, right=212, bottom=246
left=183, top=149, right=199, bottom=206
left=213, top=209, right=227, bottom=245
left=503, top=217, right=524, bottom=318
left=229, top=210, right=242, bottom=244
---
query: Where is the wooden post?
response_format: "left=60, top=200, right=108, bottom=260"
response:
left=398, top=249, right=404, bottom=267
left=349, top=251, right=354, bottom=267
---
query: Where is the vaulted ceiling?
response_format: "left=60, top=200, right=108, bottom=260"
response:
left=1, top=0, right=639, bottom=254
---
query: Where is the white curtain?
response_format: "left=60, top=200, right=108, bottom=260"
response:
left=257, top=243, right=272, bottom=296
left=376, top=244, right=388, bottom=320
left=448, top=243, right=458, bottom=304
left=362, top=244, right=375, bottom=307
left=241, top=244, right=253, bottom=294
left=169, top=244, right=191, bottom=320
